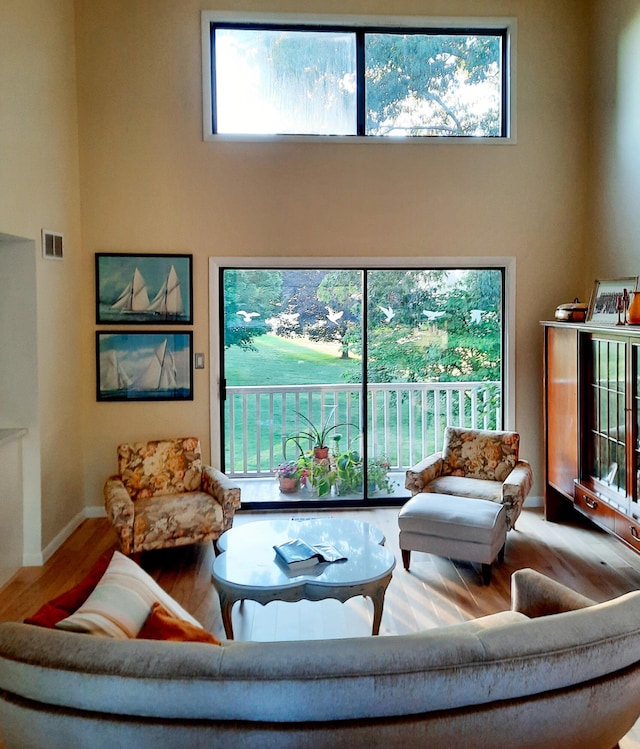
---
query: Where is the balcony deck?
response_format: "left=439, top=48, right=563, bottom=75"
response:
left=237, top=471, right=410, bottom=509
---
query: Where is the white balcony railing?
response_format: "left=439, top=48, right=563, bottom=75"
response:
left=224, top=381, right=501, bottom=478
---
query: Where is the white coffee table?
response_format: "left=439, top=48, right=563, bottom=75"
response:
left=212, top=517, right=395, bottom=639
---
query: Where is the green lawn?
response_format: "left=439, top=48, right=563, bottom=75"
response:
left=224, top=334, right=360, bottom=386
left=223, top=333, right=499, bottom=474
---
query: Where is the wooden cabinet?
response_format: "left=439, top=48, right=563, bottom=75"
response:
left=543, top=325, right=579, bottom=518
left=542, top=321, right=640, bottom=553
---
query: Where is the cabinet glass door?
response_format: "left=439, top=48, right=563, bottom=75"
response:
left=589, top=337, right=626, bottom=496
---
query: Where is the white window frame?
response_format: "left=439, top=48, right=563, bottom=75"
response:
left=201, top=11, right=517, bottom=144
left=208, top=256, right=516, bottom=468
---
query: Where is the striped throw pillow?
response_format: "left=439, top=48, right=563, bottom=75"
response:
left=55, top=550, right=202, bottom=639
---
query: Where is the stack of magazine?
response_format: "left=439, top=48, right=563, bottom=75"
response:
left=273, top=538, right=347, bottom=571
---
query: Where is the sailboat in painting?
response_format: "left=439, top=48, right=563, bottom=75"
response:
left=101, top=350, right=132, bottom=393
left=97, top=332, right=191, bottom=401
left=110, top=268, right=150, bottom=313
left=147, top=265, right=184, bottom=318
left=131, top=339, right=178, bottom=393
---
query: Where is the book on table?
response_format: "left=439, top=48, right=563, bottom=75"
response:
left=273, top=538, right=347, bottom=570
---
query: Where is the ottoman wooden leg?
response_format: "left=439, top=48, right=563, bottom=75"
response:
left=401, top=549, right=411, bottom=570
left=498, top=542, right=506, bottom=564
left=482, top=563, right=492, bottom=585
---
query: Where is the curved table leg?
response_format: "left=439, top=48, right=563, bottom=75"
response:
left=369, top=573, right=393, bottom=636
left=218, top=591, right=235, bottom=640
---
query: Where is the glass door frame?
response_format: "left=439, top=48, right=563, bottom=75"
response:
left=208, top=255, right=516, bottom=488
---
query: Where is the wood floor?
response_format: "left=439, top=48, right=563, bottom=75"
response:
left=1, top=505, right=640, bottom=746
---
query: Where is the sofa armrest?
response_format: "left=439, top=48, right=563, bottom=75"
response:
left=202, top=466, right=241, bottom=531
left=405, top=453, right=443, bottom=494
left=500, top=459, right=534, bottom=530
left=511, top=568, right=595, bottom=618
left=104, top=476, right=135, bottom=555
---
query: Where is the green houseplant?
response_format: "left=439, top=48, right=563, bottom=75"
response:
left=367, top=456, right=397, bottom=494
left=284, top=407, right=356, bottom=460
left=332, top=434, right=363, bottom=495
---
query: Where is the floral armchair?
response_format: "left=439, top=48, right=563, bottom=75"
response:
left=104, top=437, right=241, bottom=555
left=405, top=427, right=533, bottom=530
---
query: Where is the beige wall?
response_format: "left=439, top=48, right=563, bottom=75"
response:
left=0, top=1, right=83, bottom=552
left=75, top=0, right=591, bottom=508
left=3, top=0, right=604, bottom=558
left=589, top=0, right=640, bottom=281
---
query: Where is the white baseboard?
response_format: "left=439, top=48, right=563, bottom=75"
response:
left=23, top=497, right=543, bottom=568
left=525, top=494, right=544, bottom=508
left=23, top=505, right=107, bottom=567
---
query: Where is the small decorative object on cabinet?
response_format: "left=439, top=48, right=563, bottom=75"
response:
left=554, top=298, right=588, bottom=323
left=542, top=320, right=640, bottom=554
left=629, top=288, right=640, bottom=325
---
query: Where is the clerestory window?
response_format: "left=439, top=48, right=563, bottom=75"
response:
left=202, top=14, right=512, bottom=140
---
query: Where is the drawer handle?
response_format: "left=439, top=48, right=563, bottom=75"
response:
left=583, top=495, right=598, bottom=510
left=631, top=526, right=640, bottom=541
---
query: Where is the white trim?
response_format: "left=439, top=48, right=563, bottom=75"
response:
left=23, top=505, right=106, bottom=568
left=208, top=256, right=516, bottom=466
left=201, top=11, right=517, bottom=144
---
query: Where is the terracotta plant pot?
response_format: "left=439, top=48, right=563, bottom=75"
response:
left=313, top=446, right=330, bottom=460
left=278, top=477, right=299, bottom=494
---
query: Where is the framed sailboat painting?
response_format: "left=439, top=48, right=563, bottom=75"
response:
left=95, top=253, right=193, bottom=324
left=96, top=331, right=193, bottom=401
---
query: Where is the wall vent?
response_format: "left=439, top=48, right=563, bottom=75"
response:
left=42, top=230, right=63, bottom=260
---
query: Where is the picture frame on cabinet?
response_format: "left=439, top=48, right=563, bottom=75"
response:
left=96, top=331, right=193, bottom=402
left=95, top=253, right=193, bottom=325
left=586, top=277, right=638, bottom=324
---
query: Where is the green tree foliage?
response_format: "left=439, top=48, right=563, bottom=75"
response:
left=224, top=268, right=502, bottom=386
left=364, top=270, right=502, bottom=383
left=312, top=271, right=362, bottom=358
left=223, top=270, right=281, bottom=349
left=365, top=33, right=501, bottom=136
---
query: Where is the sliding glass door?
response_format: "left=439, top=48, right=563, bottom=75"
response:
left=219, top=266, right=504, bottom=506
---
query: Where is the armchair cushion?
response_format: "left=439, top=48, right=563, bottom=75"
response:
left=132, top=491, right=224, bottom=551
left=441, top=427, right=519, bottom=481
left=118, top=437, right=203, bottom=502
left=424, top=475, right=502, bottom=503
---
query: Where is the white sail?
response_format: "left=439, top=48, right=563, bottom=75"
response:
left=131, top=339, right=177, bottom=391
left=101, top=350, right=132, bottom=391
left=111, top=268, right=150, bottom=312
left=147, top=265, right=183, bottom=316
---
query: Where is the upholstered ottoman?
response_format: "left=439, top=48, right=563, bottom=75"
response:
left=398, top=493, right=508, bottom=584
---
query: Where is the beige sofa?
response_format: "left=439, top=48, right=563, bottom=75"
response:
left=1, top=569, right=640, bottom=749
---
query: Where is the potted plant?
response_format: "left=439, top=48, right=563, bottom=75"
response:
left=284, top=407, right=356, bottom=460
left=332, top=434, right=363, bottom=495
left=367, top=456, right=397, bottom=495
left=274, top=460, right=301, bottom=494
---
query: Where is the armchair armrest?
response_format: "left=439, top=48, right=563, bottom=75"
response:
left=511, top=568, right=595, bottom=618
left=500, top=459, right=534, bottom=530
left=104, top=476, right=135, bottom=555
left=202, top=466, right=241, bottom=531
left=405, top=453, right=443, bottom=494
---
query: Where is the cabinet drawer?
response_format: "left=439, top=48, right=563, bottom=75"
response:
left=615, top=515, right=640, bottom=553
left=573, top=484, right=617, bottom=531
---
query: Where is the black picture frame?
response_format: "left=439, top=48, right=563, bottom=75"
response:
left=96, top=331, right=193, bottom=402
left=95, top=253, right=193, bottom=325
